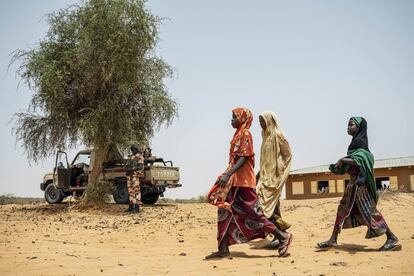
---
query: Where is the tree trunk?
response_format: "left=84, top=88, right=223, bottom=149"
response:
left=89, top=147, right=107, bottom=186
left=80, top=146, right=111, bottom=206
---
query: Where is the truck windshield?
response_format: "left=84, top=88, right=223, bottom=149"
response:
left=72, top=154, right=90, bottom=166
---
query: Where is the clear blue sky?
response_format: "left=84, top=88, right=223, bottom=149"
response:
left=1, top=0, right=413, bottom=198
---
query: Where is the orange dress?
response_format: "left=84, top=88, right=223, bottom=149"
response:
left=230, top=129, right=255, bottom=188
left=208, top=107, right=255, bottom=208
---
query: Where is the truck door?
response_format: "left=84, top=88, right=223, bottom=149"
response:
left=54, top=151, right=71, bottom=189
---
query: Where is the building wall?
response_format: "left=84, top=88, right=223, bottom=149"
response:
left=286, top=166, right=414, bottom=200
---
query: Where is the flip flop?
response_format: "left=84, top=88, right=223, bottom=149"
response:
left=269, top=239, right=281, bottom=249
left=264, top=239, right=280, bottom=249
left=316, top=240, right=337, bottom=249
left=379, top=242, right=402, bottom=252
left=279, top=233, right=293, bottom=257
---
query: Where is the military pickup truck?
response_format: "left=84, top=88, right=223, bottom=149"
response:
left=40, top=149, right=181, bottom=205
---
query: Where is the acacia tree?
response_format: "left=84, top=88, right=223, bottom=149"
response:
left=12, top=0, right=177, bottom=203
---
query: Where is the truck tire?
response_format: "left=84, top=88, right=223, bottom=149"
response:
left=141, top=193, right=159, bottom=205
left=45, top=184, right=64, bottom=204
left=113, top=182, right=129, bottom=204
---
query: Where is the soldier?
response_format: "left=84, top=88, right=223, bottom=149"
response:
left=125, top=144, right=144, bottom=213
left=143, top=147, right=153, bottom=165
left=75, top=163, right=89, bottom=187
left=143, top=146, right=166, bottom=166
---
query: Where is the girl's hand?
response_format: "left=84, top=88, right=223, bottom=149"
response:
left=217, top=173, right=230, bottom=187
left=335, top=158, right=344, bottom=169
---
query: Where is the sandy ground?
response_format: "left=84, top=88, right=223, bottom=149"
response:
left=0, top=193, right=413, bottom=276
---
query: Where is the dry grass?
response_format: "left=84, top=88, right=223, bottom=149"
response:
left=76, top=181, right=116, bottom=209
left=0, top=194, right=44, bottom=205
left=158, top=194, right=208, bottom=204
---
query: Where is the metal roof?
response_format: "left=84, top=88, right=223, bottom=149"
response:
left=290, top=156, right=414, bottom=175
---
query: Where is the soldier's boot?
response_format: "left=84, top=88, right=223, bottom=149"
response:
left=125, top=202, right=134, bottom=212
left=131, top=203, right=140, bottom=213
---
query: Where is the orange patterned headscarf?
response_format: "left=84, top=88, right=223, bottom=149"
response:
left=231, top=107, right=253, bottom=144
left=230, top=107, right=253, bottom=163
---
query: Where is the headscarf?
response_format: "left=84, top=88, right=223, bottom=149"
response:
left=230, top=107, right=253, bottom=164
left=256, top=111, right=292, bottom=218
left=348, top=117, right=369, bottom=152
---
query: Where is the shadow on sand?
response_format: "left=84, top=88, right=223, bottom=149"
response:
left=315, top=243, right=400, bottom=254
left=204, top=251, right=278, bottom=260
left=230, top=251, right=278, bottom=258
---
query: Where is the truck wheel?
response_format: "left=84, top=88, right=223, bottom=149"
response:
left=141, top=193, right=160, bottom=205
left=113, top=182, right=129, bottom=204
left=45, top=184, right=64, bottom=204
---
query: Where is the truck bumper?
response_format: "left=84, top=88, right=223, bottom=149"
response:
left=40, top=182, right=46, bottom=191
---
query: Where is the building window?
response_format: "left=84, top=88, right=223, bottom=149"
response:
left=329, top=180, right=336, bottom=193
left=317, top=181, right=329, bottom=194
left=311, top=181, right=318, bottom=194
left=336, top=180, right=344, bottom=193
left=375, top=177, right=390, bottom=191
left=292, top=181, right=304, bottom=195
left=389, top=176, right=398, bottom=191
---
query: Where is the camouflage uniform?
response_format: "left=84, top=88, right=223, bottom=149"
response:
left=127, top=153, right=144, bottom=205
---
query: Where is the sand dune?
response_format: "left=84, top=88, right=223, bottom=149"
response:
left=0, top=193, right=413, bottom=275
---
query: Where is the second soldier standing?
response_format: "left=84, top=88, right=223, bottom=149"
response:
left=125, top=144, right=144, bottom=213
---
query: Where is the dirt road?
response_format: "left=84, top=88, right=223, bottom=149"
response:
left=0, top=193, right=413, bottom=275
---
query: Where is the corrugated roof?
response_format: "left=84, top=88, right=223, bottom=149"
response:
left=290, top=156, right=414, bottom=175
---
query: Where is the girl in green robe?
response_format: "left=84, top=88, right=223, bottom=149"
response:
left=317, top=117, right=400, bottom=251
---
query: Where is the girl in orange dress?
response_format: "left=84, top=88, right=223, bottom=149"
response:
left=206, top=107, right=293, bottom=259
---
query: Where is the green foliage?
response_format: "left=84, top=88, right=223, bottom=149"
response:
left=12, top=0, right=177, bottom=162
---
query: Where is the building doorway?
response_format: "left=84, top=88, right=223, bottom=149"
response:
left=376, top=177, right=390, bottom=190
left=317, top=181, right=329, bottom=194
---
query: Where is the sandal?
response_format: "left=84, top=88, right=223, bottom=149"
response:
left=316, top=240, right=337, bottom=249
left=379, top=239, right=401, bottom=251
left=278, top=233, right=293, bottom=257
left=263, top=236, right=281, bottom=249
left=269, top=238, right=281, bottom=249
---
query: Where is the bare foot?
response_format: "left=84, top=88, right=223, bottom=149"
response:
left=204, top=251, right=230, bottom=260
